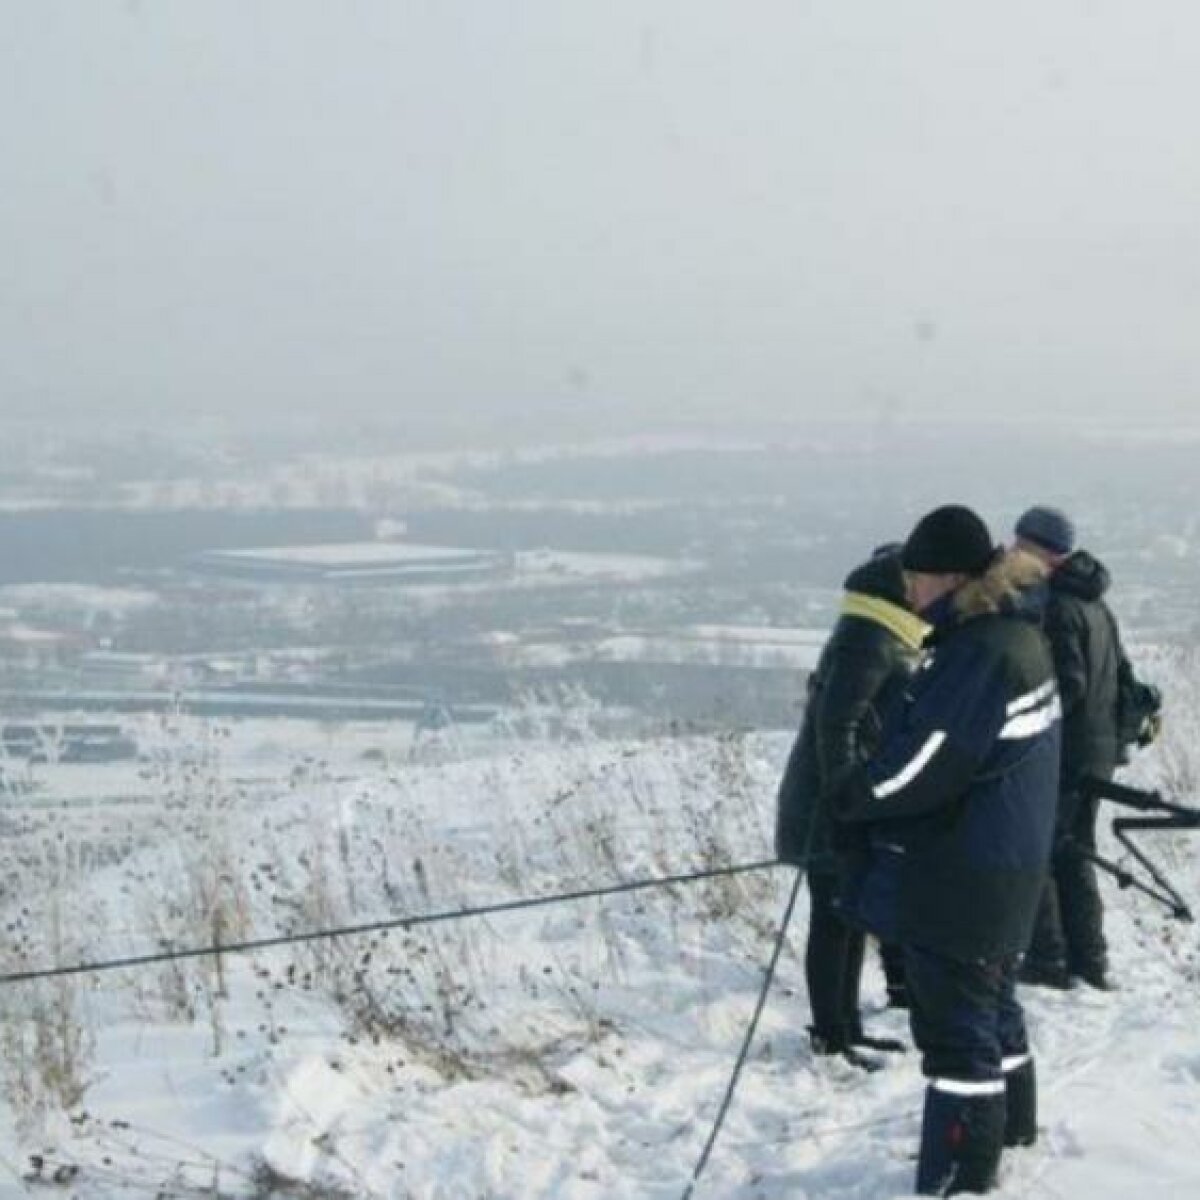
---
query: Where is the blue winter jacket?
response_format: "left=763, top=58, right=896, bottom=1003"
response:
left=832, top=561, right=1061, bottom=963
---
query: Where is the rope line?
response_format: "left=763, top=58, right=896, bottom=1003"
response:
left=0, top=858, right=784, bottom=987
left=680, top=866, right=803, bottom=1199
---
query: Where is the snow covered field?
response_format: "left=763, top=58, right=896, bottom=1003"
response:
left=1, top=657, right=1198, bottom=1198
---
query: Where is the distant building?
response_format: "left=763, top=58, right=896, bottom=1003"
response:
left=79, top=650, right=173, bottom=686
left=0, top=622, right=89, bottom=670
left=188, top=542, right=511, bottom=585
left=1, top=722, right=138, bottom=763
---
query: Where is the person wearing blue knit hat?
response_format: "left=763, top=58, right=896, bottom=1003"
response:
left=1013, top=505, right=1142, bottom=993
left=1014, top=506, right=1076, bottom=558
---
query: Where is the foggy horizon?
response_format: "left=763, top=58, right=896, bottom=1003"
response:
left=5, top=2, right=1200, bottom=439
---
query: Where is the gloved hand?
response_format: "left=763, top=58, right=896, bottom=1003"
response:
left=1137, top=709, right=1163, bottom=748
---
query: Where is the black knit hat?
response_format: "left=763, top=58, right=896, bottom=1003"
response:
left=901, top=505, right=996, bottom=577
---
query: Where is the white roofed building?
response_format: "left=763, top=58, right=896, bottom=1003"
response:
left=188, top=542, right=511, bottom=585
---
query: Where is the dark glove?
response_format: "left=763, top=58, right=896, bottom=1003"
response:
left=1137, top=710, right=1163, bottom=748
left=826, top=764, right=874, bottom=823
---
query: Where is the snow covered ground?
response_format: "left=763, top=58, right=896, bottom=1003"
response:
left=1, top=665, right=1198, bottom=1198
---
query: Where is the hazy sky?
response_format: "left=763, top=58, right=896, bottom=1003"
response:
left=3, top=2, right=1199, bottom=437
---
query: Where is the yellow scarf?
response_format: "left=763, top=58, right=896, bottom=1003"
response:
left=840, top=591, right=930, bottom=651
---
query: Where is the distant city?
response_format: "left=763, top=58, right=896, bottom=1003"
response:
left=1, top=420, right=1196, bottom=769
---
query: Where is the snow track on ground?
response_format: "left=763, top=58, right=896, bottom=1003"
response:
left=1, top=729, right=1198, bottom=1198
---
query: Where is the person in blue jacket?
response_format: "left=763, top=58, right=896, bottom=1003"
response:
left=831, top=505, right=1061, bottom=1196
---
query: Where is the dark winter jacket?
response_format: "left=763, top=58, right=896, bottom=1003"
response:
left=1042, top=550, right=1127, bottom=788
left=832, top=551, right=1061, bottom=963
left=774, top=551, right=928, bottom=873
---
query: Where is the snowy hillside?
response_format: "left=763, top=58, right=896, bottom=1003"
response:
left=1, top=654, right=1198, bottom=1198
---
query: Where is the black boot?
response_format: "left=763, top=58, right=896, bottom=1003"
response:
left=915, top=1084, right=1006, bottom=1196
left=1003, top=1057, right=1037, bottom=1148
left=1071, top=961, right=1115, bottom=991
left=846, top=1020, right=906, bottom=1053
left=851, top=1032, right=907, bottom=1053
left=809, top=1027, right=884, bottom=1073
left=1017, top=959, right=1072, bottom=990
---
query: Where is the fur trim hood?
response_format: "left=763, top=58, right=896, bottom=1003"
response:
left=953, top=548, right=1049, bottom=619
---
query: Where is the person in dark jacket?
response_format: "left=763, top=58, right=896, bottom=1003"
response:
left=775, top=546, right=929, bottom=1067
left=831, top=505, right=1060, bottom=1196
left=1013, top=505, right=1130, bottom=990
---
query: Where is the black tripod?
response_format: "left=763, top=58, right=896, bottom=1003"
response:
left=1075, top=776, right=1200, bottom=922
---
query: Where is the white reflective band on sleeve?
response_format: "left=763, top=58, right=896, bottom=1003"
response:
left=1002, top=1054, right=1032, bottom=1073
left=872, top=731, right=947, bottom=799
left=999, top=695, right=1062, bottom=740
left=930, top=1077, right=1006, bottom=1097
left=1006, top=680, right=1055, bottom=717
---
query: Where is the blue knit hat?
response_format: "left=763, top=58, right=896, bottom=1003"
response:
left=1014, top=506, right=1075, bottom=556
